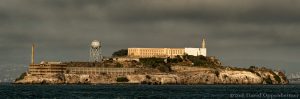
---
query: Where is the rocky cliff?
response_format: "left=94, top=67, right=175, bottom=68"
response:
left=14, top=66, right=288, bottom=85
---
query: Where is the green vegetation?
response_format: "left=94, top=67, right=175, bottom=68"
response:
left=15, top=72, right=27, bottom=81
left=183, top=54, right=219, bottom=66
left=186, top=55, right=208, bottom=66
left=264, top=76, right=273, bottom=84
left=167, top=55, right=183, bottom=63
left=139, top=57, right=165, bottom=68
left=278, top=71, right=288, bottom=81
left=138, top=55, right=221, bottom=72
left=116, top=77, right=129, bottom=82
left=248, top=66, right=284, bottom=83
left=249, top=66, right=256, bottom=69
left=273, top=74, right=282, bottom=83
left=112, top=49, right=128, bottom=57
left=249, top=69, right=261, bottom=77
left=268, top=70, right=281, bottom=83
left=139, top=57, right=171, bottom=72
left=248, top=66, right=261, bottom=77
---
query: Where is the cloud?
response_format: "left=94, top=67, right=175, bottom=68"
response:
left=0, top=0, right=300, bottom=81
left=104, top=0, right=300, bottom=24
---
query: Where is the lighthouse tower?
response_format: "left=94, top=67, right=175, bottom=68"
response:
left=199, top=38, right=207, bottom=56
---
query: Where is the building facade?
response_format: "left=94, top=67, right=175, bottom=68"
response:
left=128, top=39, right=207, bottom=58
left=29, top=62, right=67, bottom=75
left=128, top=48, right=184, bottom=58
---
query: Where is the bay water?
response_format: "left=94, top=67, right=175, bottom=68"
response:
left=0, top=83, right=299, bottom=99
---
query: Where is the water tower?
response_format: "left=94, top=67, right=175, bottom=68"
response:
left=90, top=40, right=102, bottom=62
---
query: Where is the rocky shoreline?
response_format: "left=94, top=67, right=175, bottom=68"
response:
left=14, top=66, right=288, bottom=85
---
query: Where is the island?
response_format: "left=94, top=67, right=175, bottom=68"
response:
left=14, top=53, right=288, bottom=85
left=14, top=40, right=288, bottom=85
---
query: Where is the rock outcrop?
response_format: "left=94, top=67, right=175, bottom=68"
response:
left=14, top=66, right=288, bottom=85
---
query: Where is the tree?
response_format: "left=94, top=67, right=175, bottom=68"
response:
left=186, top=55, right=208, bottom=66
left=139, top=57, right=165, bottom=68
left=139, top=57, right=172, bottom=72
left=112, top=49, right=128, bottom=57
left=167, top=55, right=183, bottom=63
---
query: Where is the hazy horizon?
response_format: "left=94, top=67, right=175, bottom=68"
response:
left=0, top=0, right=300, bottom=82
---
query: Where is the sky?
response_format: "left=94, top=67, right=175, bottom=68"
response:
left=0, top=0, right=300, bottom=82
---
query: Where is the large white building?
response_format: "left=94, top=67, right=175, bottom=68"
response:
left=184, top=39, right=207, bottom=56
left=127, top=38, right=207, bottom=58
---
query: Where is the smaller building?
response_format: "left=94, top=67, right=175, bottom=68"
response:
left=29, top=61, right=66, bottom=75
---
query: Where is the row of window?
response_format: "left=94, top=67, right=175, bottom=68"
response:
left=129, top=49, right=165, bottom=53
left=129, top=49, right=184, bottom=54
left=169, top=50, right=184, bottom=54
